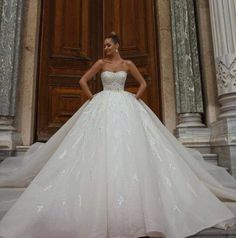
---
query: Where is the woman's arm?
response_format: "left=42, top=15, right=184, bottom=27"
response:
left=79, top=59, right=103, bottom=99
left=127, top=60, right=147, bottom=99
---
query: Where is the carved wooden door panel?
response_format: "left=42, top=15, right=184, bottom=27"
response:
left=37, top=0, right=102, bottom=141
left=37, top=0, right=160, bottom=141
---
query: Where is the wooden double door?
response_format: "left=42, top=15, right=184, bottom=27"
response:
left=36, top=0, right=161, bottom=141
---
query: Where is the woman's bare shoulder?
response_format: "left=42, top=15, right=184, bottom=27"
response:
left=100, top=58, right=112, bottom=63
left=123, top=59, right=135, bottom=66
left=123, top=60, right=136, bottom=71
left=95, top=58, right=106, bottom=65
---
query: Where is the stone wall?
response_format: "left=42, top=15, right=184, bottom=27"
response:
left=0, top=0, right=24, bottom=158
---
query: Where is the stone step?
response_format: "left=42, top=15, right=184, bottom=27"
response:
left=15, top=145, right=30, bottom=156
left=0, top=146, right=29, bottom=161
left=202, top=153, right=218, bottom=165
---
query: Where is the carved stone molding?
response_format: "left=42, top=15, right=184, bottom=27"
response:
left=216, top=54, right=236, bottom=96
left=208, top=1, right=236, bottom=177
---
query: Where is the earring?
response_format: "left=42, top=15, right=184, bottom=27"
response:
left=116, top=49, right=118, bottom=53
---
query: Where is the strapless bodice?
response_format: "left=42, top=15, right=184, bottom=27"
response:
left=101, top=71, right=127, bottom=91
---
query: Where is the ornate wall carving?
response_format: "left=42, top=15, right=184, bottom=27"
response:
left=216, top=55, right=236, bottom=95
left=209, top=0, right=236, bottom=177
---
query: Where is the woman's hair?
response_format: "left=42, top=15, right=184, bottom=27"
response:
left=106, top=31, right=120, bottom=45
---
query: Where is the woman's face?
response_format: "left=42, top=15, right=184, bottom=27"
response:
left=104, top=38, right=118, bottom=56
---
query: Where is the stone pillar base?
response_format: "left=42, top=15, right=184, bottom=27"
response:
left=0, top=117, right=22, bottom=160
left=174, top=127, right=211, bottom=154
left=176, top=113, right=205, bottom=128
left=174, top=113, right=211, bottom=153
left=210, top=118, right=236, bottom=177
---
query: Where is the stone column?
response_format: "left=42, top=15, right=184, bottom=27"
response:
left=209, top=0, right=236, bottom=176
left=170, top=0, right=211, bottom=153
left=0, top=0, right=24, bottom=159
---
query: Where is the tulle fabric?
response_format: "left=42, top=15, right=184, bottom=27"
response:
left=0, top=71, right=236, bottom=237
left=0, top=100, right=90, bottom=188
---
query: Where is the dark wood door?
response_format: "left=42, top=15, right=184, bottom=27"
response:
left=36, top=0, right=160, bottom=141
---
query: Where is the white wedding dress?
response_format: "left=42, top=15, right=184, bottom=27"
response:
left=1, top=71, right=236, bottom=238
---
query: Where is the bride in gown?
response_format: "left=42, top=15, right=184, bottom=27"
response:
left=1, top=32, right=236, bottom=238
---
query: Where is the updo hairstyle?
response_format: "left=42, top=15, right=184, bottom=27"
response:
left=106, top=31, right=120, bottom=45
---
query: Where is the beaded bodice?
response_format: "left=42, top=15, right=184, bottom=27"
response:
left=101, top=71, right=127, bottom=91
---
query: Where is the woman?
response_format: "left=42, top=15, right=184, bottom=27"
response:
left=79, top=32, right=147, bottom=101
left=0, top=32, right=236, bottom=238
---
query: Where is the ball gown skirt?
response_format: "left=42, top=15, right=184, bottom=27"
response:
left=0, top=71, right=236, bottom=238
